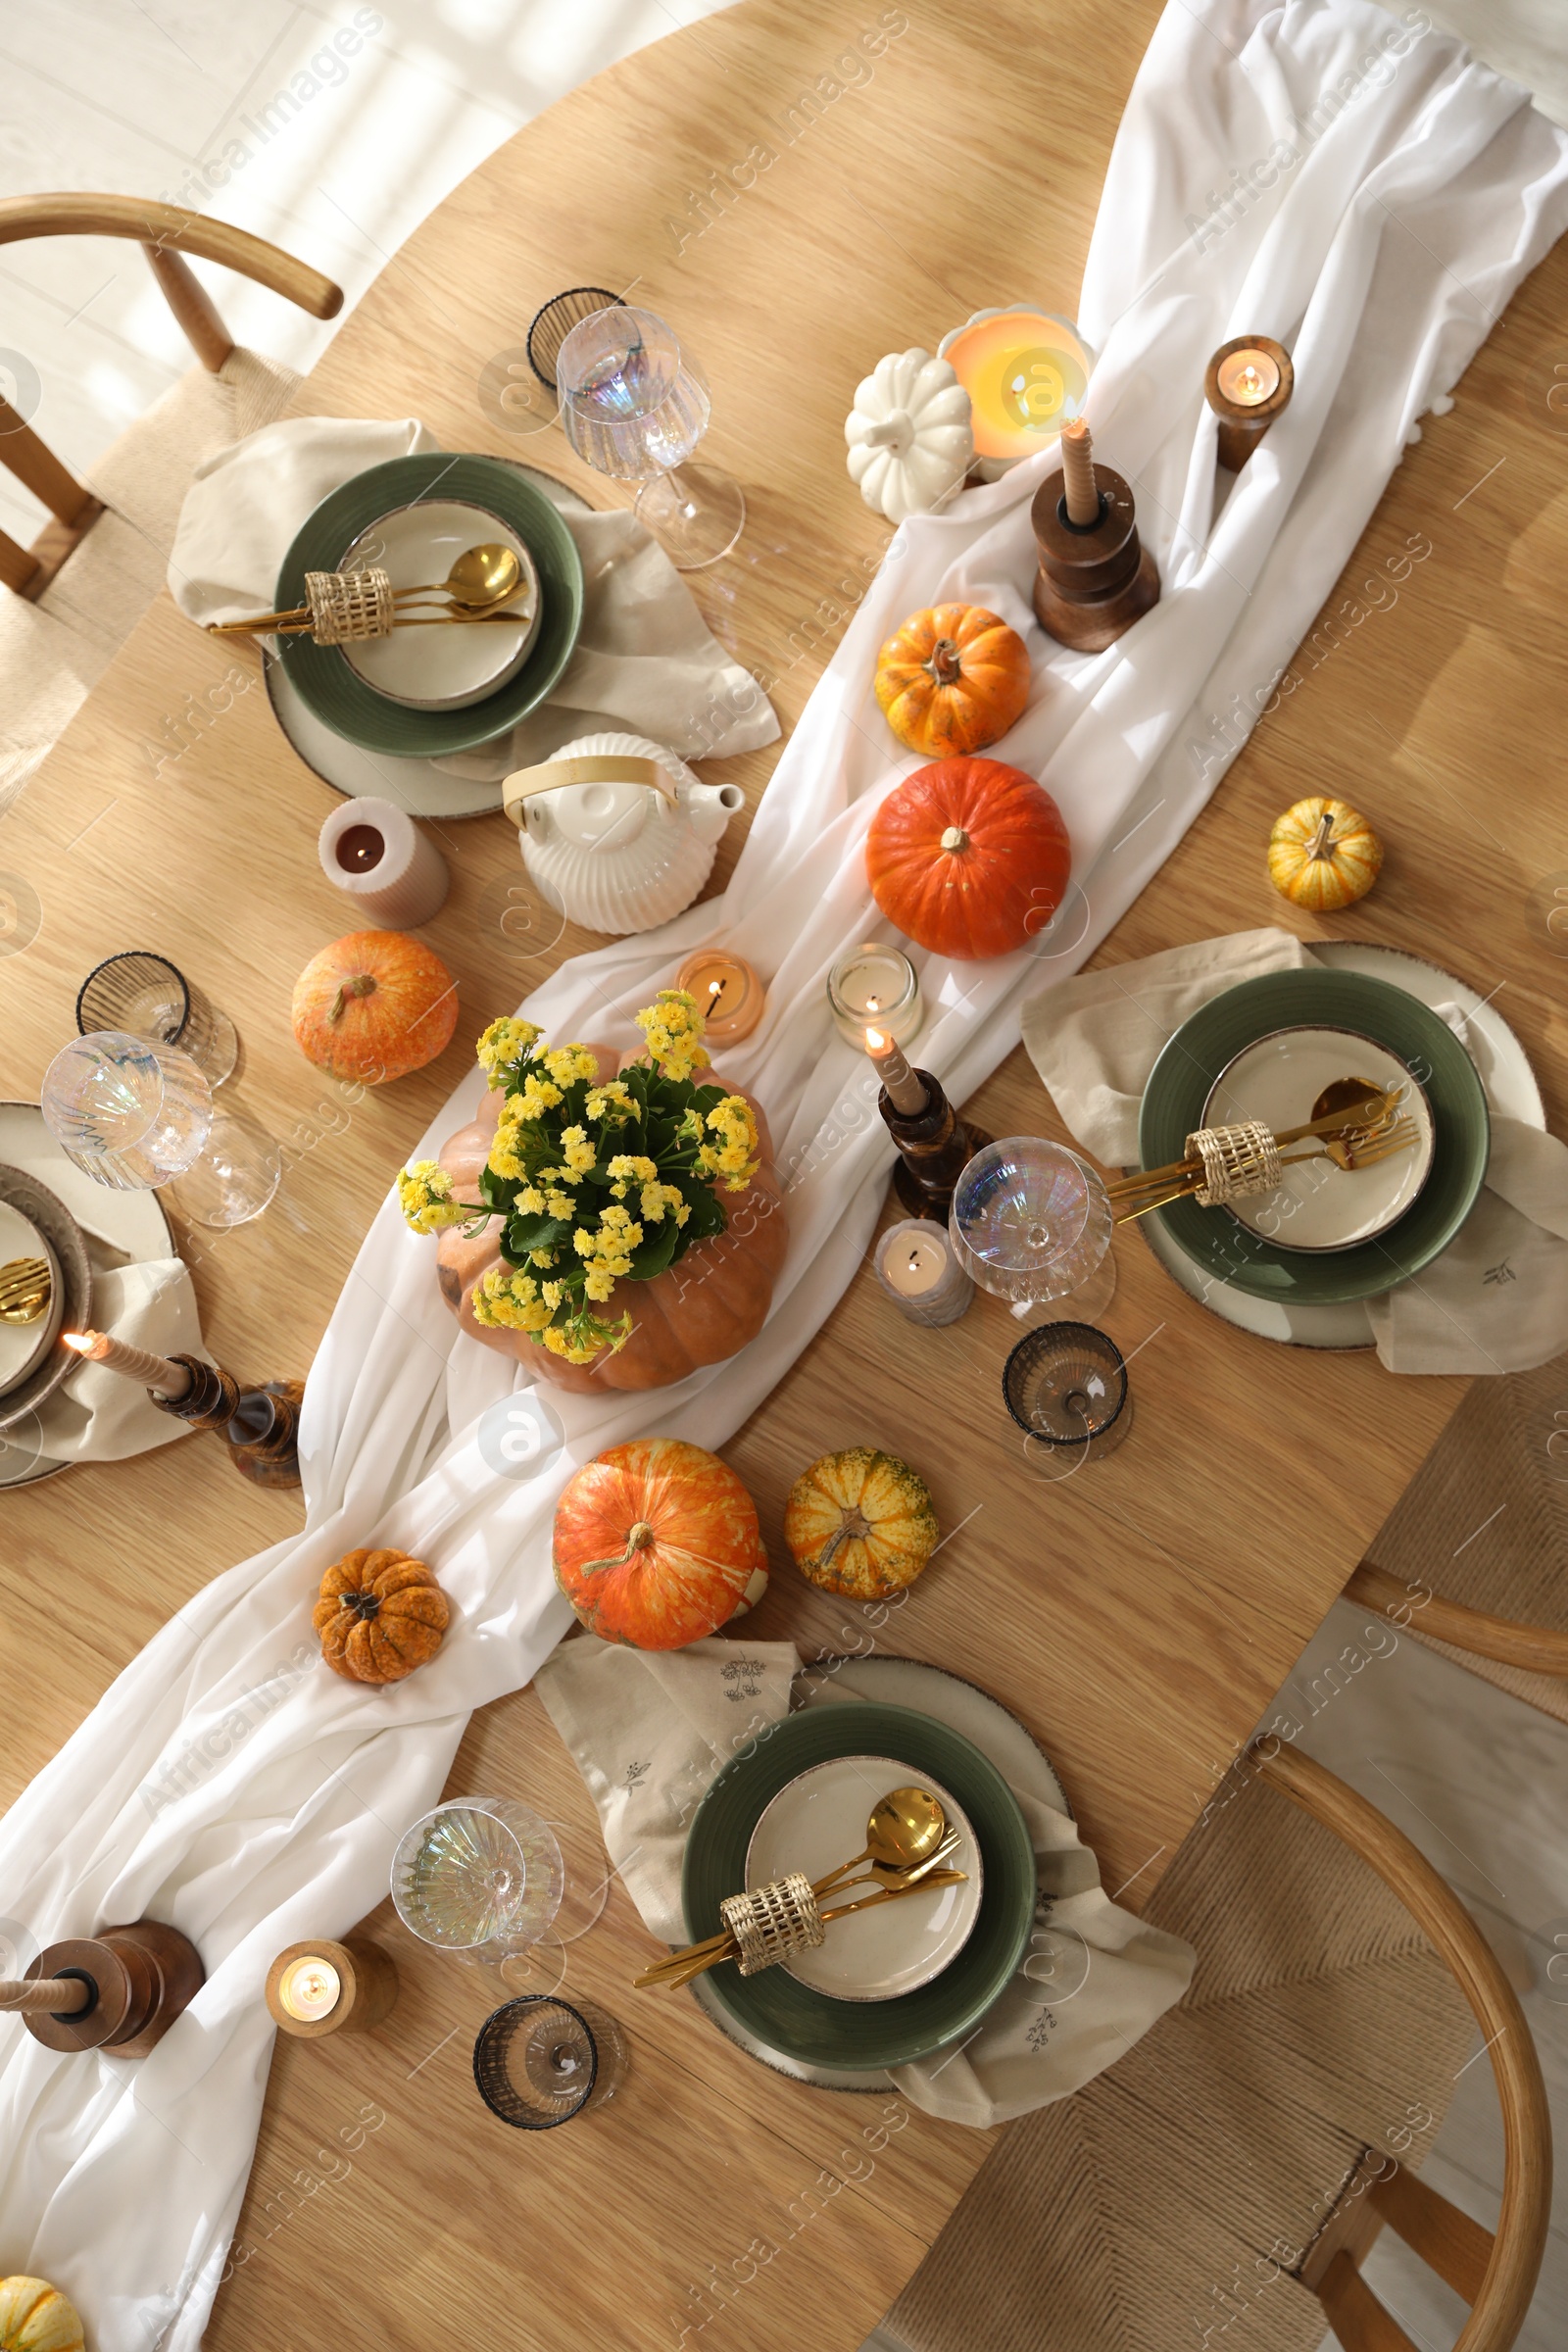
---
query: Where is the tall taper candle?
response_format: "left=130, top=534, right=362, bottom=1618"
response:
left=865, top=1026, right=928, bottom=1115
left=63, top=1329, right=192, bottom=1398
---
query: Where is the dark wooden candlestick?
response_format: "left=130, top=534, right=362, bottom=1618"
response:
left=878, top=1069, right=991, bottom=1222
left=149, top=1353, right=240, bottom=1431
left=226, top=1378, right=305, bottom=1491
left=1031, top=419, right=1159, bottom=653
left=6, top=1919, right=205, bottom=2056
left=1204, top=335, right=1294, bottom=472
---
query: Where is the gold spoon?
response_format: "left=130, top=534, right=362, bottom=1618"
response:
left=654, top=1865, right=971, bottom=1991
left=633, top=1790, right=952, bottom=1987
left=208, top=543, right=524, bottom=635
left=0, top=1255, right=51, bottom=1324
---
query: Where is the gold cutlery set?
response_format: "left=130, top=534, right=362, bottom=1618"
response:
left=0, top=1256, right=52, bottom=1325
left=1108, top=1078, right=1415, bottom=1224
left=208, top=542, right=528, bottom=643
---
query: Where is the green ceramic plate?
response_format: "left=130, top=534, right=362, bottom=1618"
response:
left=274, top=454, right=584, bottom=757
left=682, top=1702, right=1037, bottom=2072
left=1138, top=969, right=1490, bottom=1304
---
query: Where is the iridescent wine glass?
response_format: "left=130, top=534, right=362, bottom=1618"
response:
left=392, top=1797, right=565, bottom=1978
left=950, top=1137, right=1116, bottom=1321
left=556, top=303, right=745, bottom=569
left=41, top=1030, right=280, bottom=1227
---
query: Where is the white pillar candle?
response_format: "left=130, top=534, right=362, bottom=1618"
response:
left=318, top=797, right=449, bottom=929
left=873, top=1219, right=974, bottom=1327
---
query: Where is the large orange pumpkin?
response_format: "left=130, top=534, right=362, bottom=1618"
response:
left=866, top=756, right=1071, bottom=959
left=553, top=1438, right=768, bottom=1648
left=435, top=1048, right=789, bottom=1394
left=291, top=929, right=459, bottom=1084
left=314, top=1547, right=451, bottom=1683
left=874, top=604, right=1031, bottom=758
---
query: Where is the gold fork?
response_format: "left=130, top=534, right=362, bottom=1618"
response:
left=0, top=1255, right=51, bottom=1324
left=1106, top=1088, right=1403, bottom=1204
left=1114, top=1120, right=1421, bottom=1225
left=651, top=1869, right=971, bottom=1991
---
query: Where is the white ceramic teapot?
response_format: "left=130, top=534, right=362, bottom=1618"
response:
left=502, top=731, right=744, bottom=935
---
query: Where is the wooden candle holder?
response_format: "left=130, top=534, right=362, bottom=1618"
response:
left=265, top=1937, right=399, bottom=2038
left=878, top=1072, right=990, bottom=1222
left=1204, top=335, right=1294, bottom=472
left=1030, top=426, right=1159, bottom=653
left=149, top=1354, right=241, bottom=1432
left=226, top=1378, right=305, bottom=1491
left=2, top=1919, right=205, bottom=2056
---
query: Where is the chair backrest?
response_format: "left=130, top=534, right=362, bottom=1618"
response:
left=1348, top=1559, right=1568, bottom=1677
left=0, top=194, right=342, bottom=599
left=1250, top=1737, right=1551, bottom=2352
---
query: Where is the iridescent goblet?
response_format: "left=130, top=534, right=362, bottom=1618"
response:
left=557, top=303, right=745, bottom=568
left=950, top=1137, right=1116, bottom=1320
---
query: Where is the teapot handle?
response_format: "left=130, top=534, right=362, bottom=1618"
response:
left=502, top=755, right=678, bottom=829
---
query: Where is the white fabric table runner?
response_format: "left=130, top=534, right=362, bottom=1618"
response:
left=4, top=6, right=1566, bottom=2341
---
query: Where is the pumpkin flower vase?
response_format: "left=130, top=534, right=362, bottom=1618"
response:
left=404, top=991, right=787, bottom=1393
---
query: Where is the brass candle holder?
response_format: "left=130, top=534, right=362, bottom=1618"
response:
left=1204, top=335, right=1294, bottom=471
left=265, top=1937, right=399, bottom=2039
left=0, top=1919, right=204, bottom=2056
left=1031, top=418, right=1159, bottom=653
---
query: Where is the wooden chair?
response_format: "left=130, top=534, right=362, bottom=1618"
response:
left=1348, top=1559, right=1568, bottom=1679
left=1254, top=1737, right=1551, bottom=2352
left=0, top=195, right=341, bottom=599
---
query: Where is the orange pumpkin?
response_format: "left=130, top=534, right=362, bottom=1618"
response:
left=291, top=929, right=459, bottom=1084
left=553, top=1438, right=768, bottom=1648
left=314, top=1547, right=451, bottom=1683
left=435, top=1049, right=789, bottom=1394
left=866, top=756, right=1071, bottom=959
left=874, top=604, right=1031, bottom=758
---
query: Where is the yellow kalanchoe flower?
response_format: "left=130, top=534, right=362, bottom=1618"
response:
left=471, top=1267, right=553, bottom=1333
left=641, top=1180, right=689, bottom=1226
left=543, top=1044, right=601, bottom=1090
left=475, top=1016, right=541, bottom=1084
left=635, top=988, right=710, bottom=1084
left=608, top=1152, right=659, bottom=1200
left=697, top=1095, right=760, bottom=1193
left=586, top=1080, right=635, bottom=1125
left=559, top=1126, right=597, bottom=1175
left=516, top=1074, right=564, bottom=1120
left=397, top=1160, right=469, bottom=1234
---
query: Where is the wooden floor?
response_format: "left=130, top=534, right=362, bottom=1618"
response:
left=4, top=0, right=1568, bottom=2345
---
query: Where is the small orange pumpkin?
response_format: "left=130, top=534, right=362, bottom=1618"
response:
left=291, top=929, right=459, bottom=1084
left=866, top=755, right=1071, bottom=960
left=785, top=1448, right=939, bottom=1600
left=553, top=1438, right=768, bottom=1648
left=1267, top=797, right=1383, bottom=911
left=314, top=1547, right=451, bottom=1683
left=874, top=604, right=1031, bottom=758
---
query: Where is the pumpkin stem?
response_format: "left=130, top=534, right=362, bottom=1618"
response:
left=346, top=1589, right=381, bottom=1622
left=575, top=1521, right=658, bottom=1578
left=1306, top=811, right=1339, bottom=861
left=328, top=972, right=378, bottom=1024
left=940, top=825, right=970, bottom=855
left=926, top=636, right=963, bottom=688
left=813, top=1506, right=871, bottom=1573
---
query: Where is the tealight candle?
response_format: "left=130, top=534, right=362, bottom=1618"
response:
left=827, top=941, right=922, bottom=1048
left=937, top=308, right=1095, bottom=468
left=279, top=1955, right=341, bottom=2023
left=1204, top=335, right=1294, bottom=472
left=318, top=797, right=450, bottom=929
left=874, top=1217, right=974, bottom=1327
left=674, top=949, right=764, bottom=1046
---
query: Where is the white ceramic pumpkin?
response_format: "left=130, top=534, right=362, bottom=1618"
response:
left=845, top=349, right=974, bottom=523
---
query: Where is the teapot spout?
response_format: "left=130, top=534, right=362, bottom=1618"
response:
left=683, top=780, right=745, bottom=846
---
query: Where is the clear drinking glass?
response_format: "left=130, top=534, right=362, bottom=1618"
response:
left=950, top=1138, right=1116, bottom=1320
left=75, top=950, right=239, bottom=1086
left=392, top=1797, right=565, bottom=1964
left=556, top=303, right=745, bottom=569
left=472, top=1995, right=629, bottom=2130
left=1003, top=1320, right=1132, bottom=1477
left=41, top=1030, right=279, bottom=1226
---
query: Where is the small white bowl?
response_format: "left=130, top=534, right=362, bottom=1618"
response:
left=744, top=1754, right=982, bottom=2003
left=1201, top=1024, right=1435, bottom=1253
left=337, top=498, right=542, bottom=711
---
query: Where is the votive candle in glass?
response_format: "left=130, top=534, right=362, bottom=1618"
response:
left=874, top=1218, right=974, bottom=1327
left=937, top=308, right=1095, bottom=466
left=827, top=941, right=922, bottom=1048
left=674, top=949, right=764, bottom=1046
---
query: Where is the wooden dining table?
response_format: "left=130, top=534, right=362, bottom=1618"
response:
left=4, top=0, right=1566, bottom=2343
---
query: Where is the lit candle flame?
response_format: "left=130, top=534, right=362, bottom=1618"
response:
left=1237, top=365, right=1263, bottom=399
left=63, top=1332, right=96, bottom=1355
left=865, top=1026, right=888, bottom=1053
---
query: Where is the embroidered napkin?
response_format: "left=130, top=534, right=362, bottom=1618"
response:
left=1020, top=929, right=1568, bottom=1374
left=535, top=1637, right=1194, bottom=2128
left=167, top=416, right=778, bottom=777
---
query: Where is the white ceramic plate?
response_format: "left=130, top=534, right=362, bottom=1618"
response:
left=266, top=462, right=593, bottom=817
left=743, top=1754, right=982, bottom=2002
left=337, top=498, right=541, bottom=710
left=1136, top=943, right=1544, bottom=1348
left=1200, top=1024, right=1435, bottom=1252
left=0, top=1197, right=62, bottom=1395
left=0, top=1103, right=172, bottom=1486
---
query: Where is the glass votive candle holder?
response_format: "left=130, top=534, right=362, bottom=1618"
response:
left=937, top=307, right=1096, bottom=471
left=1003, top=1320, right=1131, bottom=1475
left=827, top=941, right=922, bottom=1049
left=473, top=1994, right=629, bottom=2130
left=873, top=1218, right=973, bottom=1327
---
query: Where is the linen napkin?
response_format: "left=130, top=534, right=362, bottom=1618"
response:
left=535, top=1638, right=1194, bottom=2127
left=12, top=1258, right=207, bottom=1472
left=1020, top=930, right=1568, bottom=1373
left=167, top=415, right=779, bottom=777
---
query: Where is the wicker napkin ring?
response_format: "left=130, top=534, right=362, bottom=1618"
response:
left=303, top=566, right=395, bottom=643
left=1184, top=1120, right=1283, bottom=1207
left=718, top=1873, right=827, bottom=1976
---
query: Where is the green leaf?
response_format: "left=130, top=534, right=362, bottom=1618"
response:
left=507, top=1211, right=575, bottom=1255
left=627, top=1218, right=683, bottom=1279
